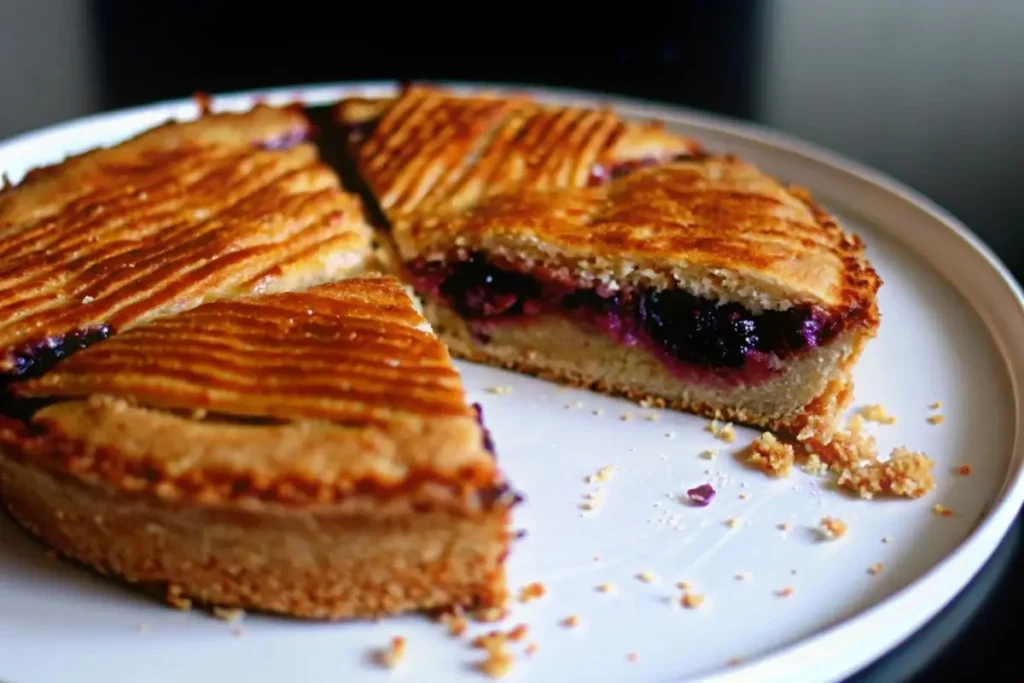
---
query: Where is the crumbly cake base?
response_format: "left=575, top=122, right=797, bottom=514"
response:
left=422, top=298, right=863, bottom=435
left=0, top=455, right=511, bottom=620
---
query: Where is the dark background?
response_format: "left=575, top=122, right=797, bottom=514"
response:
left=1, top=1, right=1022, bottom=680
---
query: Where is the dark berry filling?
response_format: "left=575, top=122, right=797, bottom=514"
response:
left=7, top=324, right=114, bottom=381
left=408, top=255, right=842, bottom=385
left=256, top=126, right=310, bottom=150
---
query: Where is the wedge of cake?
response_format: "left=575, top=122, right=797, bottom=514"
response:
left=337, top=86, right=881, bottom=435
left=0, top=101, right=373, bottom=381
left=0, top=277, right=518, bottom=618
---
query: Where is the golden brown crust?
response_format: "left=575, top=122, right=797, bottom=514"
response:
left=0, top=104, right=373, bottom=374
left=339, top=86, right=880, bottom=319
left=7, top=278, right=506, bottom=504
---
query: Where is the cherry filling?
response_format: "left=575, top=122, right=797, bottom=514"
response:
left=408, top=255, right=843, bottom=385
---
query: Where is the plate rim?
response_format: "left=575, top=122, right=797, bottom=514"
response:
left=1, top=80, right=1022, bottom=683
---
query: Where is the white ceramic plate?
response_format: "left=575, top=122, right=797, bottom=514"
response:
left=1, top=83, right=1022, bottom=683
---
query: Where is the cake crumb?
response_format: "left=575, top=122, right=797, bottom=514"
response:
left=802, top=453, right=829, bottom=476
left=620, top=412, right=633, bottom=421
left=680, top=592, right=706, bottom=609
left=81, top=295, right=95, bottom=304
left=471, top=631, right=507, bottom=650
left=506, top=623, right=529, bottom=642
left=776, top=587, right=794, bottom=598
left=232, top=627, right=243, bottom=637
left=932, top=504, right=954, bottom=517
left=927, top=414, right=945, bottom=425
left=746, top=432, right=795, bottom=476
left=561, top=615, right=581, bottom=628
left=477, top=648, right=514, bottom=678
left=593, top=554, right=602, bottom=562
left=592, top=408, right=605, bottom=416
left=726, top=517, right=741, bottom=529
left=212, top=606, right=244, bottom=624
left=860, top=404, right=896, bottom=424
left=676, top=580, right=692, bottom=590
left=646, top=412, right=660, bottom=421
left=665, top=431, right=676, bottom=439
left=440, top=610, right=468, bottom=637
left=586, top=465, right=617, bottom=483
left=836, top=447, right=935, bottom=500
left=518, top=582, right=547, bottom=603
left=376, top=636, right=407, bottom=669
left=525, top=643, right=539, bottom=657
left=636, top=571, right=656, bottom=584
left=486, top=385, right=513, bottom=395
left=957, top=464, right=973, bottom=476
left=868, top=562, right=884, bottom=576
left=718, top=423, right=737, bottom=444
left=734, top=572, right=752, bottom=581
left=738, top=492, right=749, bottom=500
left=777, top=522, right=792, bottom=532
left=166, top=586, right=192, bottom=611
left=701, top=449, right=717, bottom=461
left=474, top=606, right=509, bottom=623
left=882, top=536, right=893, bottom=543
left=819, top=516, right=848, bottom=539
left=596, top=582, right=616, bottom=593
left=728, top=657, right=743, bottom=666
left=627, top=652, right=639, bottom=662
left=929, top=401, right=943, bottom=410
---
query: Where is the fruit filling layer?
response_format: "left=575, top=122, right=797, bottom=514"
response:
left=407, top=254, right=843, bottom=386
left=7, top=324, right=114, bottom=380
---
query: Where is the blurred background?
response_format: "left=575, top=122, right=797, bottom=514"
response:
left=0, top=1, right=1022, bottom=680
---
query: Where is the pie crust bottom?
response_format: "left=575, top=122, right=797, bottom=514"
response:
left=422, top=297, right=864, bottom=435
left=0, top=455, right=511, bottom=620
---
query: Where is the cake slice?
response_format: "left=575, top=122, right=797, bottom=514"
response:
left=337, top=86, right=881, bottom=435
left=0, top=276, right=518, bottom=619
left=0, top=101, right=373, bottom=381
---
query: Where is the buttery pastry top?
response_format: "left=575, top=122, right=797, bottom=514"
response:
left=6, top=277, right=505, bottom=508
left=0, top=104, right=373, bottom=377
left=338, top=86, right=880, bottom=319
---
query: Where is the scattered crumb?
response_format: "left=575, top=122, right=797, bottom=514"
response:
left=646, top=413, right=660, bottom=421
left=506, top=623, right=529, bottom=642
left=474, top=606, right=509, bottom=623
left=718, top=423, right=737, bottom=444
left=701, top=449, right=717, bottom=461
left=81, top=295, right=95, bottom=304
left=802, top=453, right=830, bottom=476
left=586, top=465, right=617, bottom=484
left=734, top=572, right=752, bottom=581
left=166, top=586, right=192, bottom=611
left=593, top=554, right=602, bottom=562
left=596, top=582, right=616, bottom=593
left=676, top=580, right=692, bottom=591
left=212, top=607, right=244, bottom=624
left=477, top=648, right=514, bottom=678
left=525, top=643, right=539, bottom=657
left=836, top=447, right=936, bottom=500
left=957, top=464, right=973, bottom=476
left=636, top=571, right=656, bottom=584
left=665, top=431, right=676, bottom=439
left=819, top=516, right=848, bottom=539
left=929, top=401, right=943, bottom=410
left=441, top=612, right=468, bottom=637
left=847, top=413, right=866, bottom=432
left=726, top=517, right=741, bottom=529
left=927, top=414, right=945, bottom=425
left=518, top=582, right=547, bottom=603
left=728, top=658, right=743, bottom=666
left=579, top=493, right=605, bottom=511
left=868, top=562, right=885, bottom=576
left=860, top=404, right=897, bottom=425
left=376, top=636, right=407, bottom=669
left=791, top=569, right=798, bottom=576
left=471, top=631, right=506, bottom=650
left=932, top=504, right=954, bottom=517
left=620, top=412, right=633, bottom=421
left=680, top=592, right=706, bottom=609
left=746, top=432, right=795, bottom=476
left=776, top=587, right=794, bottom=598
left=777, top=522, right=792, bottom=532
left=592, top=408, right=605, bottom=416
left=705, top=418, right=719, bottom=434
left=561, top=615, right=581, bottom=628
left=232, top=627, right=243, bottom=637
left=882, top=536, right=893, bottom=544
left=627, top=652, right=639, bottom=662
left=486, top=385, right=513, bottom=395
left=738, top=492, right=749, bottom=500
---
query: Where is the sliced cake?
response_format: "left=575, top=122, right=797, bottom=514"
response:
left=0, top=277, right=518, bottom=618
left=337, top=86, right=881, bottom=435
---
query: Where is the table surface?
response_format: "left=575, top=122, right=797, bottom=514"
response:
left=1, top=3, right=1022, bottom=681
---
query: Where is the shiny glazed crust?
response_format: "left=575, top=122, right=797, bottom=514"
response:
left=0, top=104, right=373, bottom=374
left=0, top=277, right=516, bottom=618
left=338, top=86, right=880, bottom=316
